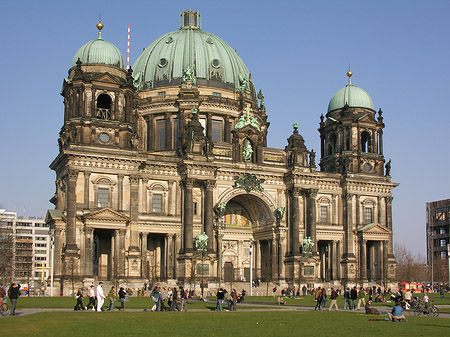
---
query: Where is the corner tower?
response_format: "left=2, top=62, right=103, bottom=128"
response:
left=318, top=70, right=386, bottom=176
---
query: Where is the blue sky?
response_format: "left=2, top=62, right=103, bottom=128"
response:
left=0, top=0, right=449, bottom=256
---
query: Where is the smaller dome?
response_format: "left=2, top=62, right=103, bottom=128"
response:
left=327, top=84, right=374, bottom=113
left=72, top=38, right=125, bottom=69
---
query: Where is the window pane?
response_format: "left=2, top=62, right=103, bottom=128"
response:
left=152, top=194, right=162, bottom=213
left=320, top=206, right=328, bottom=223
left=212, top=120, right=223, bottom=142
left=156, top=119, right=166, bottom=150
left=98, top=188, right=109, bottom=208
left=173, top=118, right=180, bottom=148
left=364, top=207, right=373, bottom=224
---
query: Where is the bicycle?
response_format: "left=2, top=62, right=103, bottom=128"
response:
left=414, top=302, right=439, bottom=317
left=0, top=298, right=10, bottom=316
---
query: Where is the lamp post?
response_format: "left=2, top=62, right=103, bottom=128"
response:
left=447, top=244, right=450, bottom=288
left=214, top=219, right=226, bottom=287
left=50, top=229, right=54, bottom=297
left=194, top=232, right=208, bottom=299
left=249, top=238, right=253, bottom=296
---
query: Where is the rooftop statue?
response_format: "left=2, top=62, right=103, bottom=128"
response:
left=302, top=237, right=314, bottom=254
left=182, top=67, right=196, bottom=85
left=243, top=139, right=253, bottom=162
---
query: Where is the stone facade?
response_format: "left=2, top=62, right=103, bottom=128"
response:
left=46, top=13, right=398, bottom=295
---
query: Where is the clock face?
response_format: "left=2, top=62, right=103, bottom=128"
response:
left=99, top=132, right=110, bottom=143
left=364, top=162, right=372, bottom=171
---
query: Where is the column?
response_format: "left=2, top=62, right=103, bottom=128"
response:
left=255, top=240, right=260, bottom=279
left=164, top=235, right=169, bottom=280
left=129, top=175, right=140, bottom=249
left=378, top=130, right=383, bottom=155
left=361, top=239, right=367, bottom=281
left=146, top=116, right=154, bottom=151
left=378, top=196, right=383, bottom=225
left=224, top=116, right=230, bottom=143
left=205, top=180, right=215, bottom=251
left=168, top=180, right=175, bottom=216
left=166, top=112, right=173, bottom=149
left=291, top=188, right=300, bottom=255
left=53, top=228, right=63, bottom=277
left=327, top=241, right=332, bottom=280
left=183, top=178, right=194, bottom=252
left=167, top=234, right=174, bottom=279
left=84, top=171, right=90, bottom=209
left=382, top=241, right=388, bottom=284
left=84, top=227, right=94, bottom=276
left=141, top=232, right=148, bottom=278
left=271, top=238, right=278, bottom=280
left=343, top=193, right=355, bottom=258
left=66, top=169, right=78, bottom=251
left=117, top=174, right=124, bottom=211
left=385, top=196, right=394, bottom=255
left=332, top=240, right=338, bottom=280
left=173, top=234, right=178, bottom=279
left=278, top=236, right=284, bottom=279
left=206, top=112, right=212, bottom=141
left=308, top=189, right=318, bottom=254
left=355, top=195, right=361, bottom=227
left=142, top=178, right=149, bottom=214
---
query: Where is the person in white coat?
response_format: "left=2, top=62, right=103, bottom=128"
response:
left=96, top=282, right=105, bottom=312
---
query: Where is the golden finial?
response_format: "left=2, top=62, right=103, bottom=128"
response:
left=96, top=18, right=104, bottom=39
left=347, top=65, right=352, bottom=85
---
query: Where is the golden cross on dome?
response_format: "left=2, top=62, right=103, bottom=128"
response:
left=36, top=263, right=51, bottom=284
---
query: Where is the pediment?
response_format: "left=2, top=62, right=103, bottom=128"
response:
left=235, top=124, right=260, bottom=134
left=82, top=208, right=130, bottom=223
left=91, top=72, right=122, bottom=84
left=357, top=223, right=391, bottom=235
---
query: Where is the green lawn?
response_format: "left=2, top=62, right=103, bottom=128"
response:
left=2, top=311, right=449, bottom=337
left=10, top=293, right=450, bottom=310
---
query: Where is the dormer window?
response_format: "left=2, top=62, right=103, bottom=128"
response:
left=96, top=94, right=112, bottom=120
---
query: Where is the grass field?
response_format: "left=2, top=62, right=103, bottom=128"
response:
left=9, top=292, right=450, bottom=310
left=2, top=310, right=450, bottom=337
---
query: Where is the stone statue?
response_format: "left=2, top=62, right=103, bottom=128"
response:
left=275, top=206, right=285, bottom=223
left=238, top=74, right=250, bottom=94
left=243, top=139, right=253, bottom=162
left=302, top=237, right=314, bottom=254
left=257, top=89, right=265, bottom=107
left=194, top=232, right=208, bottom=251
left=309, top=149, right=316, bottom=168
left=385, top=159, right=391, bottom=176
left=182, top=67, right=196, bottom=85
left=214, top=202, right=227, bottom=219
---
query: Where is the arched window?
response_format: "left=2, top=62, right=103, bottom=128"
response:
left=361, top=131, right=372, bottom=153
left=96, top=94, right=112, bottom=120
left=327, top=134, right=337, bottom=155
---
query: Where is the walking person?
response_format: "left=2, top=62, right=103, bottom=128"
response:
left=329, top=287, right=339, bottom=311
left=107, top=286, right=115, bottom=311
left=216, top=288, right=224, bottom=311
left=350, top=286, right=358, bottom=310
left=320, top=288, right=327, bottom=309
left=119, top=287, right=126, bottom=311
left=180, top=287, right=187, bottom=311
left=8, top=283, right=21, bottom=316
left=96, top=282, right=105, bottom=312
left=224, top=289, right=231, bottom=311
left=74, top=288, right=85, bottom=311
left=314, top=287, right=322, bottom=310
left=231, top=288, right=237, bottom=311
left=151, top=285, right=161, bottom=311
left=87, top=285, right=96, bottom=310
left=343, top=288, right=351, bottom=310
left=170, top=287, right=180, bottom=311
left=357, top=287, right=366, bottom=310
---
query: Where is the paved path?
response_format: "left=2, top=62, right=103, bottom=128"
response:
left=2, top=304, right=450, bottom=319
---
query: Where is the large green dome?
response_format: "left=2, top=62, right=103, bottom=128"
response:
left=72, top=38, right=125, bottom=70
left=327, top=83, right=374, bottom=113
left=132, top=12, right=254, bottom=95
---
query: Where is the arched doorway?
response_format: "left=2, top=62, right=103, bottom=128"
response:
left=218, top=192, right=276, bottom=284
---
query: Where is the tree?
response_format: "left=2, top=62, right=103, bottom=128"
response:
left=0, top=224, right=14, bottom=286
left=394, top=243, right=427, bottom=282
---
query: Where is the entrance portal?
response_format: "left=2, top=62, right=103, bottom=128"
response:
left=93, top=229, right=113, bottom=280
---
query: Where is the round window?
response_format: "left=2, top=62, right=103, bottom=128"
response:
left=211, top=59, right=220, bottom=68
left=364, top=163, right=372, bottom=171
left=165, top=37, right=173, bottom=44
left=158, top=58, right=168, bottom=68
left=99, top=133, right=110, bottom=143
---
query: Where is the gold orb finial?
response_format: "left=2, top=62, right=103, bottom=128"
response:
left=347, top=66, right=353, bottom=85
left=96, top=19, right=103, bottom=39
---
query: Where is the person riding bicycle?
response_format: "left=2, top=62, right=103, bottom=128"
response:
left=0, top=287, right=7, bottom=312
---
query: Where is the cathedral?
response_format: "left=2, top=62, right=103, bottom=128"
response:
left=46, top=11, right=398, bottom=294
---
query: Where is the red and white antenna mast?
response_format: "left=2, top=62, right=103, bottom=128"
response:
left=126, top=24, right=130, bottom=70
